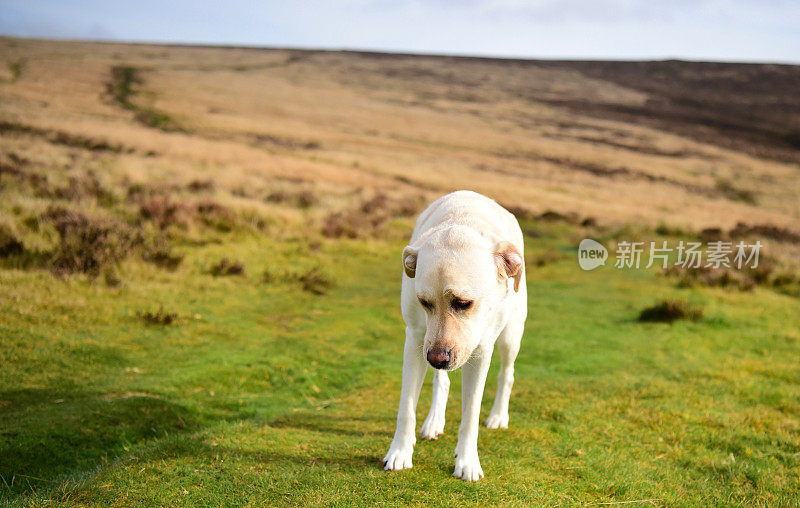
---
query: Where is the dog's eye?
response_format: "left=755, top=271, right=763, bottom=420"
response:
left=451, top=299, right=473, bottom=312
left=418, top=298, right=433, bottom=311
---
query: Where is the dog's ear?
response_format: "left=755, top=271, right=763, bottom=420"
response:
left=402, top=245, right=418, bottom=278
left=495, top=241, right=523, bottom=292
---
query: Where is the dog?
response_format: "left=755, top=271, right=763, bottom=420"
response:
left=383, top=190, right=527, bottom=481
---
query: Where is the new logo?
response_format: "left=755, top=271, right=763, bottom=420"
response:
left=578, top=238, right=608, bottom=271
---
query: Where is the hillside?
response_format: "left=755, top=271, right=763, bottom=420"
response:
left=2, top=37, right=799, bottom=233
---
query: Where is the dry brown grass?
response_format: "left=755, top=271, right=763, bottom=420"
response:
left=321, top=192, right=425, bottom=239
left=1, top=36, right=798, bottom=251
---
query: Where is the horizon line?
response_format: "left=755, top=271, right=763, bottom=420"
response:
left=2, top=34, right=799, bottom=67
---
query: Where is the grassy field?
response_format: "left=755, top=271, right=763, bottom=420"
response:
left=1, top=37, right=799, bottom=505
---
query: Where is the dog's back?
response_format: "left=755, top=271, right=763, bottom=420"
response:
left=410, top=190, right=523, bottom=252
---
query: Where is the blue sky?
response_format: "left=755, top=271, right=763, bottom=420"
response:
left=1, top=0, right=798, bottom=63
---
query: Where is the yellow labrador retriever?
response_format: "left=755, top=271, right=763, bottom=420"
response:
left=383, top=191, right=526, bottom=481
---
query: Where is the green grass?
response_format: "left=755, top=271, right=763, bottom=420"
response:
left=107, top=66, right=181, bottom=132
left=1, top=225, right=799, bottom=506
left=7, top=59, right=25, bottom=82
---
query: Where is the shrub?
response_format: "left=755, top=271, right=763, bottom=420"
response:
left=654, top=223, right=686, bottom=236
left=104, top=266, right=122, bottom=287
left=699, top=227, right=725, bottom=242
left=139, top=197, right=191, bottom=230
left=141, top=234, right=183, bottom=270
left=663, top=265, right=751, bottom=291
left=262, top=266, right=335, bottom=295
left=321, top=211, right=366, bottom=239
left=715, top=178, right=757, bottom=204
left=46, top=207, right=135, bottom=277
left=298, top=266, right=334, bottom=295
left=8, top=58, right=25, bottom=81
left=127, top=182, right=176, bottom=202
left=186, top=179, right=215, bottom=192
left=662, top=258, right=779, bottom=292
left=251, top=133, right=320, bottom=150
left=638, top=299, right=703, bottom=323
left=296, top=190, right=318, bottom=209
left=526, top=249, right=565, bottom=268
left=729, top=222, right=800, bottom=244
left=50, top=132, right=124, bottom=153
left=266, top=189, right=319, bottom=209
left=209, top=258, right=244, bottom=276
left=54, top=172, right=117, bottom=206
left=321, top=193, right=424, bottom=238
left=144, top=249, right=183, bottom=271
left=139, top=306, right=178, bottom=325
left=360, top=193, right=389, bottom=214
left=501, top=204, right=536, bottom=221
left=261, top=268, right=277, bottom=284
left=0, top=222, right=24, bottom=257
left=538, top=210, right=579, bottom=223
left=196, top=200, right=237, bottom=232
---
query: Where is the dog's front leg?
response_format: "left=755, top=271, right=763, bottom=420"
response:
left=420, top=369, right=449, bottom=439
left=453, top=348, right=492, bottom=481
left=383, top=326, right=427, bottom=471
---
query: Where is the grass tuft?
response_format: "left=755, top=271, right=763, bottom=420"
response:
left=103, top=266, right=122, bottom=287
left=297, top=266, right=335, bottom=295
left=8, top=58, right=25, bottom=81
left=139, top=306, right=178, bottom=325
left=195, top=200, right=238, bottom=232
left=209, top=258, right=245, bottom=276
left=321, top=210, right=368, bottom=239
left=141, top=234, right=183, bottom=270
left=526, top=248, right=566, bottom=268
left=263, top=265, right=335, bottom=294
left=660, top=257, right=800, bottom=296
left=139, top=197, right=191, bottom=230
left=266, top=189, right=319, bottom=209
left=186, top=179, right=215, bottom=193
left=53, top=172, right=118, bottom=206
left=250, top=133, right=321, bottom=150
left=715, top=178, right=757, bottom=204
left=729, top=222, right=800, bottom=244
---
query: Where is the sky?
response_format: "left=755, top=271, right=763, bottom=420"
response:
left=1, top=0, right=799, bottom=63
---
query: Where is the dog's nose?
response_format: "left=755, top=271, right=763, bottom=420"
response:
left=427, top=347, right=452, bottom=369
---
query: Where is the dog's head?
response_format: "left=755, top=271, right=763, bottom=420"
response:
left=402, top=226, right=522, bottom=371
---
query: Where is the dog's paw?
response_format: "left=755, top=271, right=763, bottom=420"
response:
left=420, top=413, right=445, bottom=440
left=383, top=443, right=414, bottom=471
left=485, top=412, right=509, bottom=429
left=453, top=453, right=484, bottom=481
